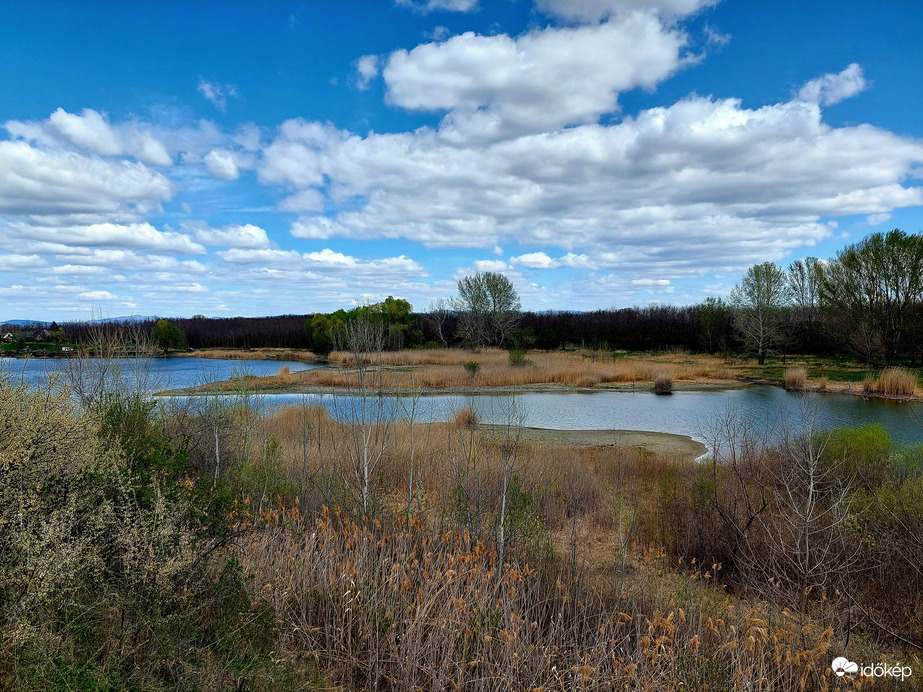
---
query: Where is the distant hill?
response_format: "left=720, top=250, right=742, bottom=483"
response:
left=1, top=315, right=158, bottom=327
left=85, top=315, right=159, bottom=324
left=1, top=319, right=50, bottom=327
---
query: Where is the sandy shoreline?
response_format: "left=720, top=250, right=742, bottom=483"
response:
left=479, top=424, right=707, bottom=460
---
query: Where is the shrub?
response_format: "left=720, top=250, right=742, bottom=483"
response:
left=452, top=406, right=479, bottom=429
left=463, top=360, right=480, bottom=380
left=508, top=348, right=527, bottom=366
left=820, top=424, right=892, bottom=486
left=783, top=367, right=807, bottom=390
left=0, top=379, right=278, bottom=689
left=653, top=371, right=673, bottom=394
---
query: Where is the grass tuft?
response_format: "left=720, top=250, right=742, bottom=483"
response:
left=782, top=367, right=807, bottom=390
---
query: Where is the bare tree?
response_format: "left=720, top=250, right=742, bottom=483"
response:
left=424, top=299, right=453, bottom=346
left=338, top=309, right=390, bottom=517
left=493, top=394, right=524, bottom=575
left=59, top=319, right=161, bottom=409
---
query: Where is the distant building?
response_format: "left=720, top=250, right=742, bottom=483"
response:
left=1, top=333, right=13, bottom=343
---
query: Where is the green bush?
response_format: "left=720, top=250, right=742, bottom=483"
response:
left=508, top=348, right=527, bottom=366
left=819, top=424, right=892, bottom=486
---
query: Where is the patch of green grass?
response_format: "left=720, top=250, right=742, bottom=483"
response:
left=734, top=354, right=870, bottom=382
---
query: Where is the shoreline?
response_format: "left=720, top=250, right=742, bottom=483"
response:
left=158, top=378, right=750, bottom=397
left=478, top=424, right=707, bottom=460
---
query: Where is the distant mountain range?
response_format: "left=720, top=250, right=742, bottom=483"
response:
left=1, top=315, right=158, bottom=327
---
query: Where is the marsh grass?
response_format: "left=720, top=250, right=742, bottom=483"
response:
left=235, top=348, right=737, bottom=392
left=783, top=367, right=807, bottom=390
left=864, top=367, right=918, bottom=397
left=242, top=507, right=847, bottom=691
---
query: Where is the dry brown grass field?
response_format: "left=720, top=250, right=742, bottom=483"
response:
left=188, top=401, right=921, bottom=690
left=197, top=348, right=737, bottom=393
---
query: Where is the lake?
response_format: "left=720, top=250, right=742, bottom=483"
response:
left=0, top=355, right=315, bottom=392
left=5, top=356, right=920, bottom=447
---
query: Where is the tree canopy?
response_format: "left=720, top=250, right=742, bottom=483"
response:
left=456, top=272, right=521, bottom=348
left=729, top=262, right=790, bottom=365
left=151, top=319, right=186, bottom=352
left=819, top=229, right=923, bottom=366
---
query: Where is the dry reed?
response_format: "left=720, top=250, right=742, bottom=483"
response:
left=783, top=367, right=807, bottom=390
left=235, top=349, right=737, bottom=393
left=863, top=367, right=918, bottom=397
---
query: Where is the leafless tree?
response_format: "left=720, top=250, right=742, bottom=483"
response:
left=424, top=299, right=453, bottom=346
left=337, top=309, right=391, bottom=517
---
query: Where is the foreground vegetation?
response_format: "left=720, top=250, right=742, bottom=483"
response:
left=4, top=346, right=923, bottom=689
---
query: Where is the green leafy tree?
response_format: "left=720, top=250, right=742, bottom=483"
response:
left=306, top=313, right=334, bottom=354
left=456, top=272, right=521, bottom=348
left=151, top=318, right=186, bottom=353
left=730, top=262, right=791, bottom=365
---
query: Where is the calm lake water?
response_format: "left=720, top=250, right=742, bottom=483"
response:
left=5, top=356, right=920, bottom=447
left=1, top=356, right=315, bottom=392
left=179, top=385, right=922, bottom=448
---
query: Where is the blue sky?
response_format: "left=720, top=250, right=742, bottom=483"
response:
left=1, top=0, right=921, bottom=321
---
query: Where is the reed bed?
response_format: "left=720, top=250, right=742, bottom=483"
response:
left=158, top=395, right=918, bottom=689
left=238, top=349, right=736, bottom=392
left=240, top=508, right=846, bottom=691
left=863, top=367, right=918, bottom=397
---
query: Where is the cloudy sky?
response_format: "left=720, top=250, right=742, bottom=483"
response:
left=1, top=0, right=921, bottom=321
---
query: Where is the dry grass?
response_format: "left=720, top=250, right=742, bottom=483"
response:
left=864, top=367, right=918, bottom=397
left=242, top=507, right=847, bottom=691
left=235, top=348, right=737, bottom=392
left=783, top=367, right=807, bottom=390
left=154, top=394, right=919, bottom=689
left=179, top=347, right=318, bottom=362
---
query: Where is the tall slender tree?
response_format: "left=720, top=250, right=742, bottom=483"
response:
left=730, top=262, right=791, bottom=365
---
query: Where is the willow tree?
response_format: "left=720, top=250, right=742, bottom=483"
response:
left=730, top=262, right=791, bottom=365
left=456, top=272, right=521, bottom=348
left=818, top=230, right=923, bottom=366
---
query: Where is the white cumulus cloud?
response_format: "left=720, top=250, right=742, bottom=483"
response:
left=382, top=15, right=693, bottom=143
left=797, top=63, right=868, bottom=106
left=355, top=54, right=379, bottom=90
left=204, top=148, right=240, bottom=179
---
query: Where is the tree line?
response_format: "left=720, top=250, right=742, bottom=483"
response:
left=57, top=229, right=922, bottom=364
